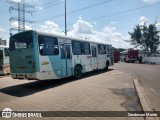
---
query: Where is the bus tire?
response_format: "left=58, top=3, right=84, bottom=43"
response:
left=74, top=65, right=82, bottom=79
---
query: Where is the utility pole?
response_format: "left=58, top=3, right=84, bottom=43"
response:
left=6, top=0, right=35, bottom=34
left=65, top=0, right=67, bottom=35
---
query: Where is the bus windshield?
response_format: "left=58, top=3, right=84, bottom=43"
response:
left=10, top=31, right=33, bottom=51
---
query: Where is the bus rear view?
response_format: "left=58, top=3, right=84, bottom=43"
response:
left=10, top=30, right=114, bottom=80
left=9, top=31, right=37, bottom=79
left=127, top=50, right=138, bottom=63
left=114, top=51, right=120, bottom=63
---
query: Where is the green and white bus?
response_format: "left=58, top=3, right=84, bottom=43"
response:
left=0, top=46, right=10, bottom=75
left=9, top=30, right=114, bottom=80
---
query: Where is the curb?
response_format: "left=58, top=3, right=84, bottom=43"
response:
left=133, top=78, right=158, bottom=120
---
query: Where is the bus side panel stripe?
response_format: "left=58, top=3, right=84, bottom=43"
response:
left=48, top=56, right=61, bottom=78
left=33, top=31, right=40, bottom=72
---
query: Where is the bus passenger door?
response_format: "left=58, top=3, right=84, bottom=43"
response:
left=109, top=45, right=114, bottom=65
left=60, top=43, right=72, bottom=77
left=0, top=50, right=3, bottom=67
left=91, top=46, right=98, bottom=70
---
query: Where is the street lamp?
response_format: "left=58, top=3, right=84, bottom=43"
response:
left=65, top=0, right=67, bottom=35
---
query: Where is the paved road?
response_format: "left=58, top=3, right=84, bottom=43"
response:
left=112, top=62, right=160, bottom=111
left=0, top=70, right=142, bottom=119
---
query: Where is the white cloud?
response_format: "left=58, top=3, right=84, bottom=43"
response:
left=72, top=17, right=93, bottom=34
left=67, top=17, right=130, bottom=48
left=139, top=16, right=148, bottom=26
left=37, top=6, right=43, bottom=10
left=37, top=17, right=131, bottom=49
left=0, top=28, right=5, bottom=32
left=156, top=23, right=160, bottom=28
left=156, top=23, right=160, bottom=36
left=39, top=21, right=62, bottom=34
left=142, top=0, right=160, bottom=4
left=110, top=21, right=117, bottom=25
left=11, top=21, right=32, bottom=30
left=10, top=0, right=38, bottom=3
left=11, top=21, right=18, bottom=28
left=25, top=0, right=43, bottom=10
left=25, top=25, right=32, bottom=30
left=10, top=0, right=21, bottom=3
left=9, top=0, right=42, bottom=10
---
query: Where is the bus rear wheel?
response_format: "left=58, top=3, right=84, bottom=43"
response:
left=74, top=66, right=82, bottom=79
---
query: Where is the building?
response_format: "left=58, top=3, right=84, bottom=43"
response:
left=0, top=38, right=7, bottom=45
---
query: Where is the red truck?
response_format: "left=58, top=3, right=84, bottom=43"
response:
left=114, top=51, right=120, bottom=63
left=120, top=50, right=138, bottom=63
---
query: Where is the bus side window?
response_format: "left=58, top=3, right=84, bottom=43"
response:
left=109, top=46, right=113, bottom=55
left=61, top=44, right=65, bottom=59
left=97, top=44, right=100, bottom=54
left=92, top=48, right=97, bottom=57
left=66, top=45, right=71, bottom=59
left=72, top=40, right=82, bottom=55
left=105, top=45, right=109, bottom=54
left=60, top=45, right=70, bottom=59
left=27, top=43, right=33, bottom=48
left=38, top=36, right=59, bottom=56
left=54, top=45, right=59, bottom=55
left=0, top=50, right=3, bottom=66
left=98, top=44, right=105, bottom=54
left=82, top=42, right=91, bottom=55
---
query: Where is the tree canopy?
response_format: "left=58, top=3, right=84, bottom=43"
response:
left=128, top=23, right=160, bottom=55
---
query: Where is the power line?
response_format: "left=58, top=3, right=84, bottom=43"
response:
left=59, top=2, right=160, bottom=27
left=36, top=0, right=114, bottom=23
left=88, top=2, right=160, bottom=21
left=42, top=1, right=64, bottom=9
left=42, top=0, right=59, bottom=7
left=36, top=0, right=69, bottom=12
left=67, top=0, right=113, bottom=14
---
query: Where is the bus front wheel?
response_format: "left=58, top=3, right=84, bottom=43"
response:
left=74, top=66, right=82, bottom=79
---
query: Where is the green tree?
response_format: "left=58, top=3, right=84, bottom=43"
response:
left=128, top=25, right=142, bottom=48
left=128, top=23, right=160, bottom=55
left=147, top=24, right=160, bottom=54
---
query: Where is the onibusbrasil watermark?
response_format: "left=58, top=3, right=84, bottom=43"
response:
left=1, top=108, right=160, bottom=118
left=2, top=108, right=42, bottom=118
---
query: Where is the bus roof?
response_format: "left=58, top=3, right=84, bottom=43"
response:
left=11, top=30, right=112, bottom=46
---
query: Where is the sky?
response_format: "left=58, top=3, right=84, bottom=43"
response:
left=0, top=0, right=160, bottom=49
